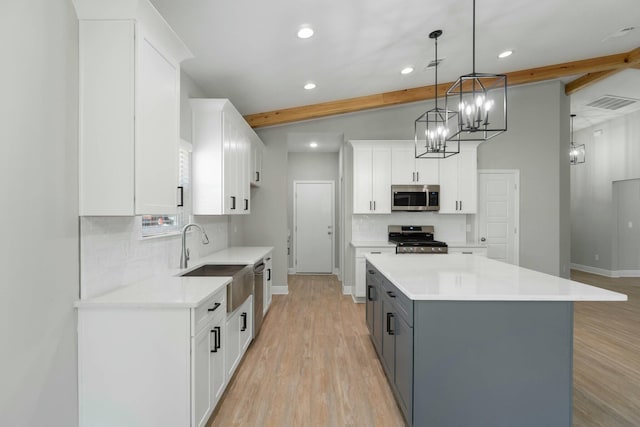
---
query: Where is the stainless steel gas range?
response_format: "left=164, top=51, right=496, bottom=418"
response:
left=388, top=225, right=448, bottom=254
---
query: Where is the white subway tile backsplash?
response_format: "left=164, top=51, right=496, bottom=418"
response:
left=80, top=216, right=229, bottom=299
left=352, top=212, right=467, bottom=243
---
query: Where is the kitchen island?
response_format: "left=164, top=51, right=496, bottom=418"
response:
left=364, top=253, right=626, bottom=427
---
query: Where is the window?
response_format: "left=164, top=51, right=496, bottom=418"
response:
left=141, top=141, right=192, bottom=237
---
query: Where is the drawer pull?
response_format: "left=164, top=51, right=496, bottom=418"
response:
left=386, top=291, right=396, bottom=298
left=367, top=270, right=375, bottom=274
left=371, top=251, right=381, bottom=254
left=208, top=302, right=221, bottom=312
left=462, top=251, right=473, bottom=254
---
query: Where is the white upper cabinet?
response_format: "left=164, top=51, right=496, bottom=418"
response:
left=74, top=0, right=192, bottom=216
left=438, top=144, right=478, bottom=214
left=391, top=140, right=439, bottom=185
left=250, top=135, right=264, bottom=187
left=190, top=99, right=259, bottom=215
left=351, top=141, right=392, bottom=214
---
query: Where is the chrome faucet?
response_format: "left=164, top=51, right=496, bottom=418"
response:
left=180, top=223, right=210, bottom=269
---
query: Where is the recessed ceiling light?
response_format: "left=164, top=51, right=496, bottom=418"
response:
left=401, top=67, right=414, bottom=75
left=498, top=50, right=513, bottom=59
left=297, top=27, right=314, bottom=39
left=304, top=82, right=316, bottom=90
left=309, top=142, right=318, bottom=148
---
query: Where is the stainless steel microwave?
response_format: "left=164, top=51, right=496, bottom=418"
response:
left=391, top=185, right=440, bottom=211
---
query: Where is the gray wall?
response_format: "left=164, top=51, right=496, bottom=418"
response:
left=0, top=1, right=80, bottom=426
left=571, top=110, right=640, bottom=274
left=287, top=152, right=340, bottom=270
left=243, top=80, right=571, bottom=290
left=477, top=81, right=571, bottom=277
left=614, top=179, right=640, bottom=271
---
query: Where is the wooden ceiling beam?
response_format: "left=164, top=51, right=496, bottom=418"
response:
left=565, top=69, right=623, bottom=95
left=245, top=46, right=640, bottom=128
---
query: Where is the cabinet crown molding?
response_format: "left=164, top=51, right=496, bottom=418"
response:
left=72, top=0, right=193, bottom=63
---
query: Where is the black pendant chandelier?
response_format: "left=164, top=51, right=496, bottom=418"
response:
left=415, top=30, right=458, bottom=159
left=445, top=0, right=507, bottom=142
left=570, top=114, right=586, bottom=165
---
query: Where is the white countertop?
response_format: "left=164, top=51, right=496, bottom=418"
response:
left=365, top=253, right=627, bottom=302
left=74, top=276, right=231, bottom=308
left=190, top=246, right=274, bottom=265
left=75, top=246, right=274, bottom=309
left=350, top=241, right=397, bottom=248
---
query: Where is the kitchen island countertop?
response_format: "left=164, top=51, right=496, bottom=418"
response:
left=365, top=253, right=627, bottom=301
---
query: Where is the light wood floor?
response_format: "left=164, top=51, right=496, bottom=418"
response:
left=208, top=275, right=405, bottom=427
left=208, top=272, right=640, bottom=427
left=572, top=270, right=640, bottom=427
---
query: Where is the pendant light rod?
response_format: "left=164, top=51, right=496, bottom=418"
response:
left=430, top=30, right=442, bottom=108
left=472, top=0, right=476, bottom=74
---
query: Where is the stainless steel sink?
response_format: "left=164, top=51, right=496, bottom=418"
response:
left=180, top=264, right=247, bottom=277
left=180, top=264, right=253, bottom=313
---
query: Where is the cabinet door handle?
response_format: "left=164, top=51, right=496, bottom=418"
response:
left=386, top=290, right=396, bottom=298
left=412, top=172, right=416, bottom=182
left=373, top=201, right=376, bottom=210
left=416, top=171, right=419, bottom=182
left=215, top=326, right=221, bottom=351
left=240, top=312, right=247, bottom=332
left=244, top=198, right=249, bottom=211
left=231, top=196, right=236, bottom=210
left=210, top=328, right=218, bottom=353
left=208, top=302, right=221, bottom=312
left=455, top=200, right=458, bottom=210
left=177, top=186, right=184, bottom=207
left=460, top=200, right=462, bottom=211
left=386, top=312, right=395, bottom=335
left=369, top=201, right=372, bottom=211
left=256, top=171, right=260, bottom=182
left=267, top=268, right=271, bottom=281
left=367, top=285, right=373, bottom=301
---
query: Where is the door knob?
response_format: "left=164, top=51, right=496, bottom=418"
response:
left=481, top=237, right=486, bottom=242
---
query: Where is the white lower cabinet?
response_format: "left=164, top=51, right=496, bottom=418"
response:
left=192, top=307, right=225, bottom=427
left=226, top=295, right=253, bottom=379
left=77, top=287, right=234, bottom=427
left=353, top=246, right=396, bottom=299
left=448, top=246, right=488, bottom=256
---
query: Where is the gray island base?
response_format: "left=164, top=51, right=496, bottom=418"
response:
left=364, top=254, right=626, bottom=427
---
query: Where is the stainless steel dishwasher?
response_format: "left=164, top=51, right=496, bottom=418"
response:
left=253, top=260, right=265, bottom=337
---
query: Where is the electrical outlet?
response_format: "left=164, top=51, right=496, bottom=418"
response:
left=595, top=254, right=599, bottom=261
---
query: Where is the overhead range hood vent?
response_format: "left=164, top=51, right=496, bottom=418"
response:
left=586, top=95, right=639, bottom=110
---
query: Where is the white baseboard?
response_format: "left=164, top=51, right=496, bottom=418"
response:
left=288, top=268, right=296, bottom=275
left=271, top=285, right=289, bottom=295
left=333, top=268, right=340, bottom=276
left=342, top=285, right=352, bottom=295
left=615, top=269, right=640, bottom=278
left=351, top=294, right=365, bottom=304
left=571, top=263, right=619, bottom=278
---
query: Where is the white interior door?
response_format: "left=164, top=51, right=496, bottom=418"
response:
left=477, top=171, right=519, bottom=265
left=295, top=181, right=334, bottom=273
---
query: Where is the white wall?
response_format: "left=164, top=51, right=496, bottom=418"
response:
left=0, top=1, right=80, bottom=425
left=571, top=109, right=640, bottom=275
left=245, top=80, right=570, bottom=291
left=287, top=152, right=340, bottom=269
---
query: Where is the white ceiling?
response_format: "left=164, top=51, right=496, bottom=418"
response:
left=287, top=132, right=344, bottom=153
left=151, top=0, right=640, bottom=129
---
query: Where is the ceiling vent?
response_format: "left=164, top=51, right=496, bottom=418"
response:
left=425, top=58, right=444, bottom=70
left=586, top=95, right=639, bottom=110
